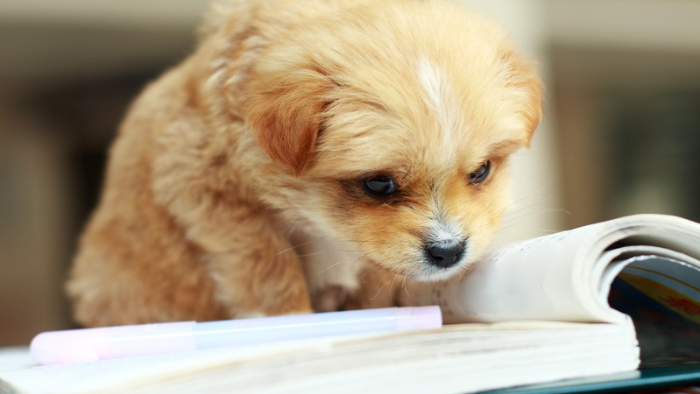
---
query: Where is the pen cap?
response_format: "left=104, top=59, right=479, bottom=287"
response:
left=395, top=306, right=442, bottom=330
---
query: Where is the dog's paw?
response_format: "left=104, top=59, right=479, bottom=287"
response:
left=311, top=285, right=349, bottom=312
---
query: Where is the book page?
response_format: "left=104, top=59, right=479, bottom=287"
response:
left=0, top=322, right=639, bottom=394
left=0, top=339, right=335, bottom=394
left=609, top=255, right=700, bottom=367
left=405, top=214, right=700, bottom=324
left=598, top=246, right=700, bottom=302
left=0, top=348, right=33, bottom=373
left=405, top=220, right=618, bottom=323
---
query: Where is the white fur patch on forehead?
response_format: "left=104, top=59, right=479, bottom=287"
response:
left=426, top=220, right=463, bottom=247
left=417, top=57, right=461, bottom=154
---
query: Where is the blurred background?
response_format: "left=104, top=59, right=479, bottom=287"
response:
left=1, top=0, right=699, bottom=346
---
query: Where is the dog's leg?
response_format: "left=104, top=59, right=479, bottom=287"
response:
left=176, top=202, right=313, bottom=318
left=202, top=218, right=314, bottom=318
left=344, top=264, right=405, bottom=310
left=148, top=116, right=314, bottom=317
left=70, top=186, right=313, bottom=325
left=295, top=235, right=366, bottom=312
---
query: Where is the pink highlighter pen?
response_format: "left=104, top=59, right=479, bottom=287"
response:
left=30, top=306, right=442, bottom=365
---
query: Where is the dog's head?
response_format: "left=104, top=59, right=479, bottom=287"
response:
left=240, top=1, right=542, bottom=281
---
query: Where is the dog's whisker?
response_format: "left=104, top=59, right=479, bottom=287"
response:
left=401, top=275, right=411, bottom=298
left=315, top=260, right=348, bottom=277
left=295, top=249, right=364, bottom=258
left=497, top=199, right=562, bottom=222
left=506, top=201, right=563, bottom=212
left=314, top=251, right=374, bottom=277
left=499, top=207, right=572, bottom=229
left=502, top=200, right=546, bottom=216
left=388, top=273, right=400, bottom=299
left=369, top=274, right=391, bottom=301
left=274, top=241, right=315, bottom=257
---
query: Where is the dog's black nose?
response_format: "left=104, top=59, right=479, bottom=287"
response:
left=425, top=241, right=466, bottom=268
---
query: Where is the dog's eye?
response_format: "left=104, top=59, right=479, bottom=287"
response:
left=468, top=160, right=491, bottom=184
left=362, top=175, right=397, bottom=197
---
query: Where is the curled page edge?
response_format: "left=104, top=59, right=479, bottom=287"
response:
left=404, top=214, right=700, bottom=325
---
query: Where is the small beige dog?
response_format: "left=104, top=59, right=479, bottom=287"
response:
left=68, top=0, right=542, bottom=327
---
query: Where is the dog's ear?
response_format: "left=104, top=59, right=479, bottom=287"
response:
left=243, top=66, right=332, bottom=176
left=501, top=50, right=544, bottom=146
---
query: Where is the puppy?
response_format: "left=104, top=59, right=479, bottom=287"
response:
left=67, top=0, right=542, bottom=327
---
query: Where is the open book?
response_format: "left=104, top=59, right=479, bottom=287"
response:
left=406, top=213, right=700, bottom=368
left=2, top=214, right=700, bottom=394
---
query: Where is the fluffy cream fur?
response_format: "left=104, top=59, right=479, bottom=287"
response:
left=67, top=0, right=542, bottom=326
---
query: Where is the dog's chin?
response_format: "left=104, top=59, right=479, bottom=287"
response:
left=409, top=262, right=472, bottom=282
left=372, top=257, right=476, bottom=283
